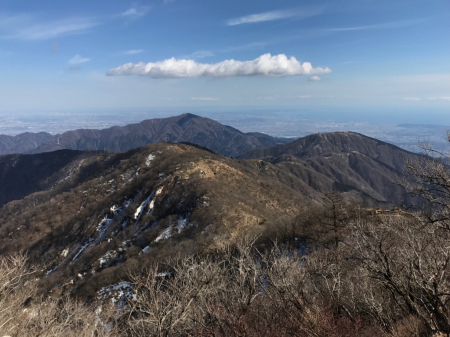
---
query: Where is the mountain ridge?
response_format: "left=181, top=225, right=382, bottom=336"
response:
left=0, top=130, right=428, bottom=299
left=237, top=131, right=424, bottom=205
left=237, top=131, right=411, bottom=162
left=0, top=132, right=54, bottom=155
left=0, top=149, right=117, bottom=208
left=0, top=142, right=308, bottom=298
left=0, top=130, right=424, bottom=209
left=0, top=114, right=290, bottom=157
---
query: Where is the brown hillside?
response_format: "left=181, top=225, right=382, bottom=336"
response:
left=0, top=143, right=308, bottom=298
left=237, top=132, right=423, bottom=205
left=28, top=113, right=287, bottom=157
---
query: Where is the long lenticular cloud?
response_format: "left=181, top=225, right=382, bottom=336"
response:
left=106, top=53, right=332, bottom=79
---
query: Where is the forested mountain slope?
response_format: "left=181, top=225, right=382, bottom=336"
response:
left=0, top=132, right=54, bottom=155
left=0, top=143, right=308, bottom=298
left=0, top=149, right=110, bottom=207
left=24, top=113, right=288, bottom=157
left=238, top=132, right=424, bottom=205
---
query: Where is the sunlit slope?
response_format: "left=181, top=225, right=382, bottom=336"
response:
left=0, top=143, right=306, bottom=297
left=238, top=132, right=423, bottom=205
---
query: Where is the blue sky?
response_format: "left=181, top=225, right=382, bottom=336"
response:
left=0, top=0, right=449, bottom=123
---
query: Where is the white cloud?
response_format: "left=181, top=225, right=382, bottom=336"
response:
left=0, top=14, right=98, bottom=40
left=403, top=97, right=420, bottom=101
left=297, top=95, right=312, bottom=98
left=121, top=5, right=151, bottom=18
left=191, top=97, right=219, bottom=101
left=309, top=75, right=321, bottom=81
left=68, top=55, right=91, bottom=65
left=328, top=19, right=425, bottom=32
left=124, top=49, right=144, bottom=55
left=106, top=53, right=332, bottom=79
left=227, top=10, right=296, bottom=26
left=226, top=7, right=324, bottom=26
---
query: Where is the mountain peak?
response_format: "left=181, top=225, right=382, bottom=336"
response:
left=176, top=112, right=204, bottom=126
left=0, top=116, right=411, bottom=179
left=0, top=114, right=287, bottom=157
left=238, top=131, right=407, bottom=161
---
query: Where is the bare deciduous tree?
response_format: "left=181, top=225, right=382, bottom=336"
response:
left=0, top=254, right=118, bottom=337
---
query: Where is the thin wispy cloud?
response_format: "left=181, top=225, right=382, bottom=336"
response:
left=184, top=50, right=215, bottom=59
left=219, top=42, right=267, bottom=53
left=191, top=97, right=219, bottom=101
left=124, top=49, right=144, bottom=55
left=309, top=75, right=321, bottom=81
left=226, top=7, right=325, bottom=26
left=328, top=18, right=425, bottom=32
left=227, top=10, right=296, bottom=26
left=0, top=14, right=98, bottom=40
left=121, top=4, right=151, bottom=19
left=68, top=55, right=91, bottom=65
left=256, top=96, right=279, bottom=100
left=403, top=97, right=420, bottom=101
left=107, top=53, right=332, bottom=79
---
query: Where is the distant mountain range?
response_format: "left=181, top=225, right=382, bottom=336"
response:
left=0, top=116, right=426, bottom=208
left=0, top=132, right=54, bottom=155
left=0, top=113, right=290, bottom=157
left=0, top=114, right=432, bottom=299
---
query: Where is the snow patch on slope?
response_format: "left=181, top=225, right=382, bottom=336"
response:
left=134, top=192, right=154, bottom=220
left=154, top=214, right=191, bottom=242
left=72, top=238, right=94, bottom=261
left=98, top=282, right=135, bottom=308
left=156, top=187, right=163, bottom=195
left=99, top=250, right=118, bottom=268
left=146, top=154, right=155, bottom=166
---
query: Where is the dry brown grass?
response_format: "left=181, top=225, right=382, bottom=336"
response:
left=0, top=254, right=119, bottom=337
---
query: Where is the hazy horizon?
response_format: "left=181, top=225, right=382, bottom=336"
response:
left=2, top=108, right=449, bottom=155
